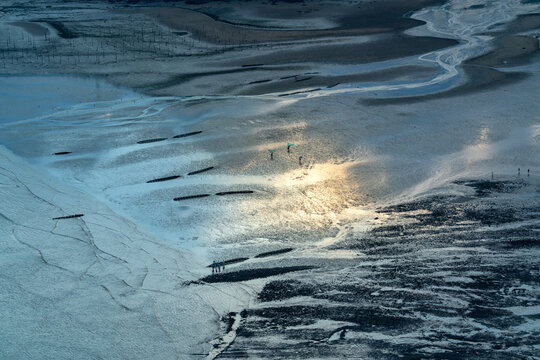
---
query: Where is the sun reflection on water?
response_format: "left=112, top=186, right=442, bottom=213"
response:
left=207, top=160, right=374, bottom=247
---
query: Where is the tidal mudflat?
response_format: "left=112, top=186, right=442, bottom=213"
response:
left=1, top=0, right=539, bottom=359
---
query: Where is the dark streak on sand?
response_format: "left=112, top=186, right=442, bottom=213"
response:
left=52, top=214, right=84, bottom=220
left=206, top=258, right=249, bottom=268
left=173, top=194, right=210, bottom=201
left=54, top=151, right=72, bottom=155
left=279, top=88, right=321, bottom=97
left=244, top=65, right=438, bottom=96
left=255, top=248, right=294, bottom=258
left=200, top=266, right=315, bottom=283
left=249, top=79, right=271, bottom=84
left=137, top=137, right=168, bottom=144
left=187, top=166, right=214, bottom=175
left=215, top=190, right=254, bottom=196
left=41, top=20, right=78, bottom=39
left=147, top=175, right=181, bottom=183
left=172, top=130, right=202, bottom=138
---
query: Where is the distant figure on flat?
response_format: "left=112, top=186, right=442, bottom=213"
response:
left=299, top=156, right=303, bottom=165
left=269, top=149, right=275, bottom=160
left=287, top=143, right=294, bottom=153
left=518, top=168, right=521, bottom=176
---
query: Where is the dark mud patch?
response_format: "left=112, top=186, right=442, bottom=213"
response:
left=137, top=137, right=167, bottom=144
left=187, top=166, right=214, bottom=175
left=455, top=179, right=526, bottom=196
left=172, top=130, right=202, bottom=138
left=52, top=214, right=84, bottom=220
left=466, top=35, right=539, bottom=68
left=258, top=279, right=316, bottom=302
left=207, top=258, right=249, bottom=268
left=464, top=208, right=517, bottom=225
left=215, top=190, right=254, bottom=196
left=173, top=194, right=210, bottom=201
left=364, top=66, right=529, bottom=105
left=200, top=266, right=315, bottom=283
left=500, top=238, right=540, bottom=248
left=223, top=312, right=237, bottom=333
left=147, top=175, right=181, bottom=183
left=43, top=20, right=78, bottom=39
left=249, top=79, right=271, bottom=84
left=248, top=305, right=420, bottom=329
left=255, top=248, right=294, bottom=258
left=223, top=176, right=539, bottom=359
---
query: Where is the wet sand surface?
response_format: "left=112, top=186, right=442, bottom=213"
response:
left=363, top=11, right=540, bottom=105
left=8, top=21, right=49, bottom=36
left=216, top=36, right=458, bottom=66
left=466, top=35, right=539, bottom=67
left=239, top=65, right=440, bottom=96
left=131, top=0, right=447, bottom=44
left=1, top=0, right=540, bottom=359
left=131, top=7, right=389, bottom=44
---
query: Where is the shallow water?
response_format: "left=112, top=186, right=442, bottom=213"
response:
left=0, top=1, right=538, bottom=260
left=1, top=0, right=540, bottom=254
